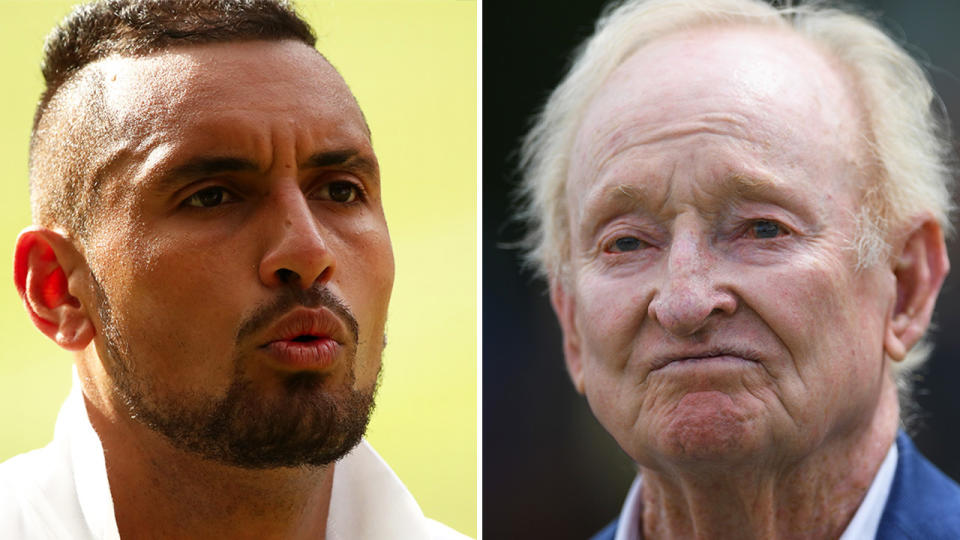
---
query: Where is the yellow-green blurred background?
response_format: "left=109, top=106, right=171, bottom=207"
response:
left=0, top=0, right=476, bottom=536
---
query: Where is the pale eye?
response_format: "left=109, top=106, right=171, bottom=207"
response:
left=184, top=187, right=233, bottom=208
left=610, top=236, right=645, bottom=252
left=323, top=181, right=361, bottom=203
left=751, top=220, right=786, bottom=239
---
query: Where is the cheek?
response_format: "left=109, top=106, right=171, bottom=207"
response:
left=745, top=258, right=891, bottom=430
left=346, top=228, right=394, bottom=309
left=330, top=226, right=394, bottom=390
left=573, top=271, right=653, bottom=440
left=341, top=225, right=393, bottom=297
left=574, top=271, right=649, bottom=372
left=768, top=264, right=885, bottom=367
left=95, top=230, right=249, bottom=395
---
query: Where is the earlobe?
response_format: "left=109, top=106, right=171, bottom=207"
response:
left=550, top=279, right=585, bottom=394
left=14, top=227, right=95, bottom=351
left=883, top=218, right=949, bottom=361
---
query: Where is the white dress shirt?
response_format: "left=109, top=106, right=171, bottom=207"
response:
left=0, top=374, right=469, bottom=539
left=613, top=442, right=898, bottom=540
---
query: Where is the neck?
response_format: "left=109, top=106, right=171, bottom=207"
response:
left=83, top=395, right=334, bottom=540
left=639, top=382, right=900, bottom=540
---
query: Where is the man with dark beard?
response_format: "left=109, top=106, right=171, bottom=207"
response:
left=0, top=1, right=469, bottom=538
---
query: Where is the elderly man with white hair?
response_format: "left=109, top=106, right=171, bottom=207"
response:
left=517, top=0, right=960, bottom=538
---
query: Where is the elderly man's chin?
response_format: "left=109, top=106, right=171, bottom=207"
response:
left=604, top=387, right=796, bottom=468
left=653, top=390, right=766, bottom=462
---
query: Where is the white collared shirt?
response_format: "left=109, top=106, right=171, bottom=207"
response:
left=0, top=375, right=469, bottom=539
left=614, top=443, right=898, bottom=540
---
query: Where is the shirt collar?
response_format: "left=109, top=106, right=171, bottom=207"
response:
left=838, top=440, right=898, bottom=540
left=59, top=371, right=120, bottom=540
left=327, top=440, right=435, bottom=539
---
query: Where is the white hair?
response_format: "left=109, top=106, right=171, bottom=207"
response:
left=517, top=0, right=954, bottom=377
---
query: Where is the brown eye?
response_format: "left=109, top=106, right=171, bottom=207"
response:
left=184, top=187, right=233, bottom=208
left=324, top=181, right=361, bottom=203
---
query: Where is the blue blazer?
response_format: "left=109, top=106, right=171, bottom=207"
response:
left=592, top=432, right=960, bottom=539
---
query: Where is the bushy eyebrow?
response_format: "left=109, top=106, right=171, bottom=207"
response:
left=587, top=174, right=796, bottom=213
left=579, top=173, right=809, bottom=237
left=302, top=150, right=378, bottom=179
left=160, top=156, right=258, bottom=185
left=723, top=174, right=793, bottom=203
left=579, top=182, right=653, bottom=223
left=153, top=149, right=378, bottom=190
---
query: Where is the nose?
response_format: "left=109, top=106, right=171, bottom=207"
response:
left=258, top=186, right=335, bottom=289
left=647, top=231, right=737, bottom=337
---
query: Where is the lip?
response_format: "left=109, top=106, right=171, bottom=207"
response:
left=258, top=308, right=349, bottom=371
left=650, top=347, right=762, bottom=372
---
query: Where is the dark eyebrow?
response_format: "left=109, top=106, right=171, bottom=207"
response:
left=151, top=151, right=377, bottom=191
left=302, top=150, right=378, bottom=178
left=156, top=156, right=259, bottom=188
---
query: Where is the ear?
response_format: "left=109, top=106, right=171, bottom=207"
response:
left=550, top=278, right=585, bottom=394
left=883, top=218, right=949, bottom=361
left=14, top=227, right=95, bottom=351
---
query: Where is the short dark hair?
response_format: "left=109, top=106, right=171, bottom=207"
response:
left=30, top=0, right=317, bottom=237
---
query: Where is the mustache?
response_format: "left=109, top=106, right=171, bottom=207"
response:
left=236, top=285, right=360, bottom=346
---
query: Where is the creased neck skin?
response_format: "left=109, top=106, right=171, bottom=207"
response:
left=639, top=381, right=899, bottom=540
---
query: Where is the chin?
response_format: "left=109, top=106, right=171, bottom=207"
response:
left=649, top=391, right=764, bottom=464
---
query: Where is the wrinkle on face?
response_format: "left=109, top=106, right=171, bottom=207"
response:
left=562, top=25, right=894, bottom=468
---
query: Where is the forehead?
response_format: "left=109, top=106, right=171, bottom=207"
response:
left=569, top=26, right=866, bottom=205
left=92, top=39, right=369, bottom=156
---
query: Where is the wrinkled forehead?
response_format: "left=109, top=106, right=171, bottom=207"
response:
left=89, top=39, right=369, bottom=143
left=569, top=26, right=867, bottom=200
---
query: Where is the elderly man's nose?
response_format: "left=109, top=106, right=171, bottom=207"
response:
left=647, top=240, right=736, bottom=337
left=258, top=194, right=335, bottom=289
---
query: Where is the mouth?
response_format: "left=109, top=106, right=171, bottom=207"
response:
left=651, top=348, right=762, bottom=372
left=259, top=309, right=349, bottom=372
left=291, top=334, right=322, bottom=343
left=264, top=337, right=339, bottom=371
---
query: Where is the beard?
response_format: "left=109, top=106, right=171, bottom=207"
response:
left=92, top=277, right=380, bottom=469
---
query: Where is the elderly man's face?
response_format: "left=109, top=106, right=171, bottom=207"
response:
left=76, top=40, right=394, bottom=467
left=557, top=27, right=899, bottom=466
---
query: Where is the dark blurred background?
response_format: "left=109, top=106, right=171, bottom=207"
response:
left=482, top=1, right=960, bottom=537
